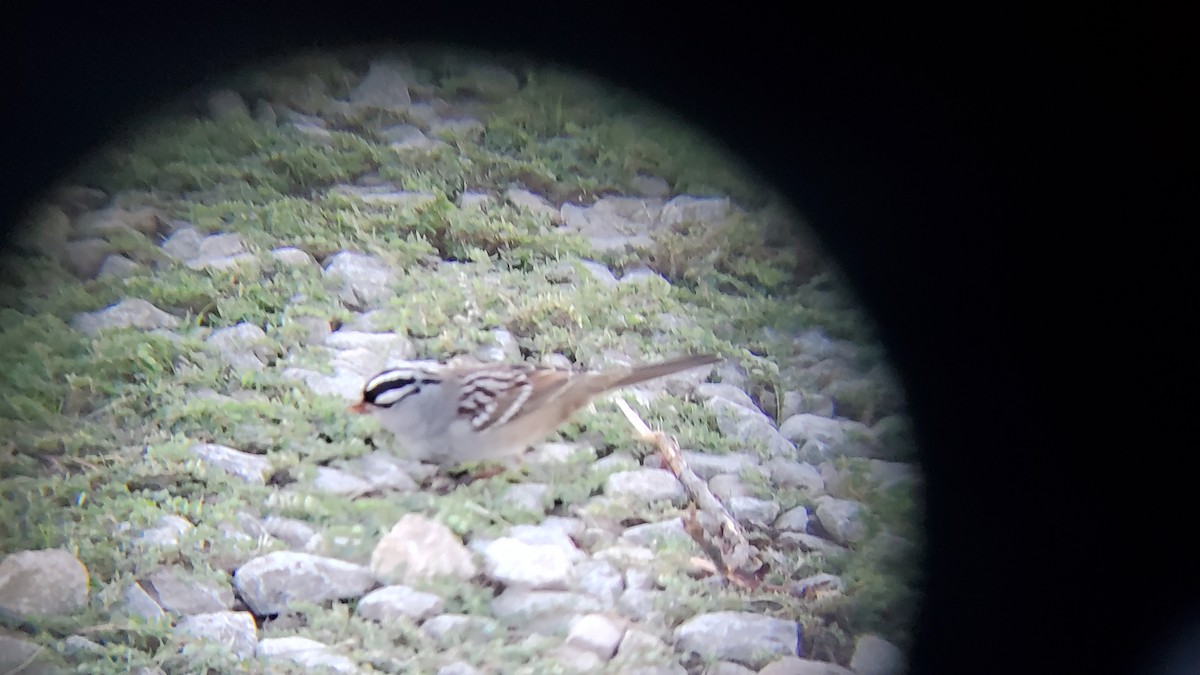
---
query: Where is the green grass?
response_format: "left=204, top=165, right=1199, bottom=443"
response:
left=0, top=47, right=917, bottom=672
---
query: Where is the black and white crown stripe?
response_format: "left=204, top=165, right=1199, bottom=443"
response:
left=363, top=365, right=441, bottom=407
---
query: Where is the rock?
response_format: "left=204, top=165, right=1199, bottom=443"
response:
left=566, top=613, right=625, bottom=659
left=505, top=188, right=560, bottom=223
left=189, top=233, right=256, bottom=272
left=780, top=414, right=881, bottom=460
left=174, top=611, right=258, bottom=661
left=592, top=545, right=655, bottom=570
left=357, top=585, right=444, bottom=623
left=658, top=196, right=732, bottom=228
left=76, top=206, right=160, bottom=238
left=123, top=582, right=166, bottom=621
left=605, top=469, right=686, bottom=506
left=64, top=238, right=110, bottom=278
left=491, top=589, right=602, bottom=635
left=701, top=662, right=757, bottom=675
left=694, top=383, right=758, bottom=410
left=270, top=246, right=317, bottom=267
left=257, top=636, right=359, bottom=673
left=311, top=466, right=375, bottom=496
left=437, top=663, right=482, bottom=675
left=161, top=227, right=204, bottom=260
left=324, top=251, right=400, bottom=310
left=350, top=60, right=412, bottom=108
left=620, top=518, right=689, bottom=548
left=330, top=185, right=437, bottom=208
left=813, top=497, right=868, bottom=545
left=777, top=533, right=849, bottom=557
left=208, top=89, right=250, bottom=120
left=576, top=259, right=620, bottom=286
left=728, top=497, right=780, bottom=525
left=429, top=117, right=484, bottom=141
left=459, top=192, right=493, bottom=210
left=13, top=205, right=71, bottom=258
left=136, top=514, right=194, bottom=550
left=758, top=657, right=855, bottom=674
left=453, top=65, right=520, bottom=100
left=481, top=537, right=574, bottom=590
left=673, top=611, right=800, bottom=670
left=97, top=254, right=144, bottom=279
left=421, top=614, right=504, bottom=646
left=707, top=473, right=749, bottom=502
left=559, top=197, right=664, bottom=252
left=72, top=298, right=179, bottom=334
left=781, top=390, right=836, bottom=419
left=616, top=588, right=667, bottom=622
left=370, top=514, right=477, bottom=584
left=233, top=552, right=377, bottom=615
left=774, top=506, right=810, bottom=532
left=143, top=567, right=233, bottom=614
left=765, top=458, right=825, bottom=494
left=331, top=450, right=419, bottom=492
left=791, top=573, right=845, bottom=598
left=324, top=330, right=416, bottom=360
left=0, top=633, right=59, bottom=674
left=619, top=265, right=670, bottom=287
left=501, top=483, right=550, bottom=514
left=381, top=124, right=443, bottom=151
left=0, top=549, right=89, bottom=619
left=263, top=517, right=321, bottom=551
left=525, top=442, right=597, bottom=467
left=631, top=175, right=671, bottom=198
left=573, top=559, right=623, bottom=607
left=507, top=524, right=586, bottom=562
left=190, top=443, right=271, bottom=484
left=849, top=634, right=905, bottom=675
left=207, top=322, right=272, bottom=371
left=706, top=396, right=796, bottom=458
left=50, top=185, right=108, bottom=215
left=673, top=450, right=760, bottom=481
left=616, top=626, right=672, bottom=659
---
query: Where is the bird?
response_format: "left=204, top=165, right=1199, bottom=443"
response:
left=348, top=353, right=721, bottom=467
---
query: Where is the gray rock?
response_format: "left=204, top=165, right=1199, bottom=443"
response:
left=324, top=330, right=415, bottom=359
left=357, top=585, right=444, bottom=623
left=849, top=634, right=906, bottom=675
left=270, top=247, right=317, bottom=267
left=592, top=545, right=655, bottom=570
left=674, top=450, right=760, bottom=481
left=0, top=633, right=59, bottom=675
left=437, top=662, right=482, bottom=675
left=370, top=514, right=478, bottom=584
left=780, top=414, right=881, bottom=460
left=0, top=549, right=89, bottom=619
left=616, top=626, right=674, bottom=660
left=312, top=466, right=375, bottom=496
left=728, top=497, right=780, bottom=525
left=161, top=227, right=204, bottom=260
left=136, top=514, right=194, bottom=549
left=525, top=441, right=597, bottom=467
left=186, top=233, right=252, bottom=271
left=380, top=124, right=441, bottom=150
left=64, top=238, right=110, bottom=278
left=143, top=567, right=233, bottom=614
left=706, top=396, right=796, bottom=458
left=707, top=473, right=749, bottom=502
left=207, top=322, right=272, bottom=371
left=456, top=65, right=520, bottom=100
left=324, top=251, right=400, bottom=310
left=61, top=635, right=104, bottom=656
left=459, top=191, right=493, bottom=210
left=174, top=611, right=258, bottom=661
left=123, top=582, right=166, bottom=621
left=491, top=589, right=602, bottom=635
left=429, top=117, right=484, bottom=141
left=76, top=206, right=161, bottom=238
left=257, top=636, right=359, bottom=674
left=624, top=568, right=654, bottom=591
left=481, top=537, right=574, bottom=590
left=350, top=60, right=412, bottom=108
left=505, top=188, right=560, bottom=223
left=765, top=458, right=825, bottom=494
left=13, top=204, right=71, bottom=258
left=507, top=524, right=586, bottom=562
left=207, top=89, right=250, bottom=120
left=619, top=265, right=670, bottom=287
left=72, top=298, right=179, bottom=334
left=605, top=469, right=686, bottom=506
left=263, top=516, right=321, bottom=551
left=475, top=327, right=522, bottom=363
left=701, top=662, right=757, bottom=675
left=421, top=613, right=504, bottom=646
left=658, top=196, right=732, bottom=228
left=573, top=559, right=623, bottom=607
left=566, top=613, right=625, bottom=659
left=694, top=383, right=758, bottom=409
left=774, top=506, right=810, bottom=532
left=758, top=657, right=854, bottom=675
left=791, top=573, right=845, bottom=598
left=191, top=443, right=271, bottom=484
left=332, top=450, right=419, bottom=492
left=631, top=175, right=671, bottom=198
left=233, top=552, right=377, bottom=615
left=97, top=254, right=145, bottom=279
left=777, top=532, right=849, bottom=557
left=616, top=588, right=667, bottom=621
left=813, top=497, right=868, bottom=545
left=781, top=390, right=836, bottom=419
left=559, top=197, right=664, bottom=252
left=620, top=518, right=689, bottom=548
left=501, top=483, right=550, bottom=514
left=673, top=611, right=800, bottom=670
left=50, top=185, right=108, bottom=215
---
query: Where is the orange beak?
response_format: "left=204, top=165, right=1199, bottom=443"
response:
left=347, top=401, right=370, bottom=414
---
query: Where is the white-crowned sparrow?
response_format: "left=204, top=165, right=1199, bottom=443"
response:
left=348, top=354, right=721, bottom=466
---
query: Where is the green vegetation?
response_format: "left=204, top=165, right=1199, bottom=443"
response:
left=0, top=47, right=916, bottom=673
